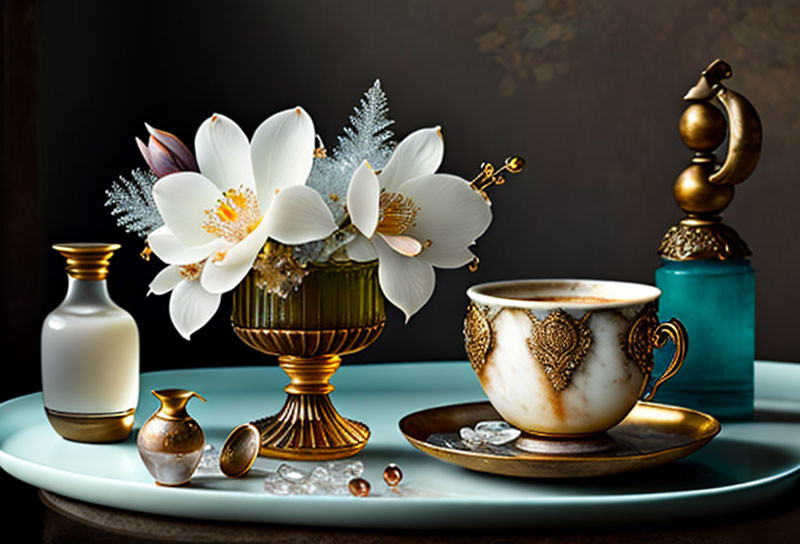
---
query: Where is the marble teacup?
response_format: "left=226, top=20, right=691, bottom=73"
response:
left=464, top=279, right=688, bottom=437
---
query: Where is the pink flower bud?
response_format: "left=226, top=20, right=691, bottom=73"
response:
left=136, top=123, right=198, bottom=177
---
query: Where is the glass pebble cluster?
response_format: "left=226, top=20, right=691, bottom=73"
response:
left=195, top=443, right=222, bottom=474
left=459, top=420, right=521, bottom=449
left=263, top=460, right=365, bottom=495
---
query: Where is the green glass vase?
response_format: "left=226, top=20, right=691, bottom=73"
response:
left=231, top=260, right=385, bottom=460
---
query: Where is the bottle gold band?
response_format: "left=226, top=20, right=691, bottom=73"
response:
left=52, top=243, right=121, bottom=281
left=45, top=407, right=135, bottom=443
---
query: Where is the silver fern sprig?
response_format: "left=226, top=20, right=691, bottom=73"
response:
left=104, top=168, right=163, bottom=238
left=307, top=79, right=395, bottom=226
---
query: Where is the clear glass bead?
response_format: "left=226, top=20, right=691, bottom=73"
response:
left=277, top=462, right=308, bottom=483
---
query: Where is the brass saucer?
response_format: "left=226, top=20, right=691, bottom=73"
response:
left=399, top=401, right=720, bottom=478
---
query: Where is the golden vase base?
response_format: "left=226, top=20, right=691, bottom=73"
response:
left=253, top=394, right=370, bottom=460
left=251, top=355, right=370, bottom=460
left=45, top=407, right=135, bottom=443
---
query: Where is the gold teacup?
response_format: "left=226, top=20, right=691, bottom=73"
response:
left=464, top=279, right=687, bottom=437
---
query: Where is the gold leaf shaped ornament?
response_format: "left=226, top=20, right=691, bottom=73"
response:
left=463, top=302, right=492, bottom=374
left=623, top=302, right=660, bottom=375
left=527, top=309, right=592, bottom=392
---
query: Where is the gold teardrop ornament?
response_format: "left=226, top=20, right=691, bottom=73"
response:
left=527, top=309, right=593, bottom=392
left=464, top=302, right=492, bottom=374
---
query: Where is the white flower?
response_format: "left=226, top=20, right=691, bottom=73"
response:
left=146, top=107, right=337, bottom=338
left=345, top=127, right=492, bottom=321
left=148, top=262, right=220, bottom=340
left=148, top=107, right=337, bottom=291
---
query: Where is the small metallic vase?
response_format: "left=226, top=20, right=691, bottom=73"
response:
left=137, top=389, right=206, bottom=486
left=231, top=260, right=385, bottom=460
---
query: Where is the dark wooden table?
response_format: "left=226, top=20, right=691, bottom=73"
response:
left=6, top=467, right=799, bottom=544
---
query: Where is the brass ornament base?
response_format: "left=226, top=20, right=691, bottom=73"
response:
left=658, top=217, right=751, bottom=261
left=45, top=407, right=135, bottom=443
left=251, top=355, right=370, bottom=461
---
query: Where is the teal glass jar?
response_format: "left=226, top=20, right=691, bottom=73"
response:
left=654, top=258, right=754, bottom=419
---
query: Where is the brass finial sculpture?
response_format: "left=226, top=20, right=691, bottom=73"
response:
left=658, top=59, right=762, bottom=261
left=654, top=59, right=761, bottom=420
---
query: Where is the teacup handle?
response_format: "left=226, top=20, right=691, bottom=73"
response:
left=642, top=318, right=689, bottom=401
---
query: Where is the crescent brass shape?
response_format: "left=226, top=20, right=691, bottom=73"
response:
left=708, top=87, right=762, bottom=186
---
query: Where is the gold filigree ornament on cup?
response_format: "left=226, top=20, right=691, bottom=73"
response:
left=464, top=279, right=689, bottom=443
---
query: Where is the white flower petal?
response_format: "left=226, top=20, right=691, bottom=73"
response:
left=379, top=127, right=444, bottom=192
left=251, top=106, right=315, bottom=208
left=347, top=161, right=380, bottom=238
left=200, top=219, right=271, bottom=294
left=152, top=172, right=220, bottom=246
left=420, top=246, right=477, bottom=269
left=194, top=113, right=256, bottom=192
left=168, top=279, right=222, bottom=340
left=262, top=185, right=337, bottom=245
left=147, top=226, right=221, bottom=265
left=148, top=265, right=183, bottom=295
left=373, top=235, right=436, bottom=322
left=377, top=232, right=423, bottom=257
left=345, top=233, right=378, bottom=262
left=399, top=174, right=492, bottom=268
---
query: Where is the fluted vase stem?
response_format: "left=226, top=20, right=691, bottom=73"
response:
left=231, top=260, right=385, bottom=460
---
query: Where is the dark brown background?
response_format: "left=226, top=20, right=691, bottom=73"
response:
left=3, top=0, right=800, bottom=402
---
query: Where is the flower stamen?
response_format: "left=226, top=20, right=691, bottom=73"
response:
left=378, top=191, right=419, bottom=236
left=217, top=202, right=238, bottom=222
left=140, top=242, right=153, bottom=261
left=179, top=262, right=203, bottom=281
left=202, top=187, right=262, bottom=243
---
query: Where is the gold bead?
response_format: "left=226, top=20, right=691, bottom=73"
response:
left=382, top=463, right=403, bottom=487
left=504, top=156, right=525, bottom=174
left=673, top=163, right=734, bottom=215
left=679, top=103, right=726, bottom=152
left=348, top=477, right=371, bottom=497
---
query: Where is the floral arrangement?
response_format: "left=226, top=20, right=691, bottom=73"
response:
left=107, top=81, right=522, bottom=339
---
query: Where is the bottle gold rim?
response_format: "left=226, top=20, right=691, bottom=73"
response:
left=52, top=242, right=121, bottom=253
left=52, top=243, right=121, bottom=280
